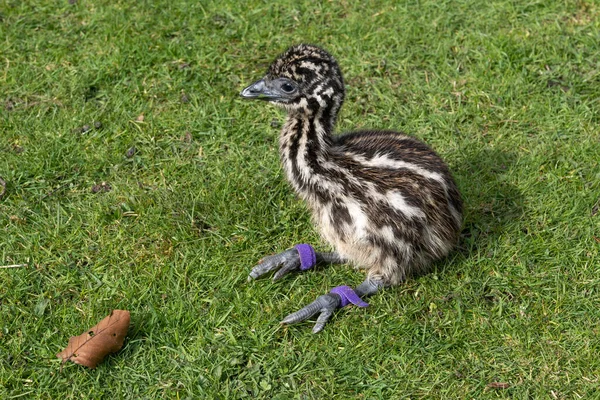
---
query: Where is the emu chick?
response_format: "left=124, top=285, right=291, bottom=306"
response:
left=241, top=44, right=462, bottom=332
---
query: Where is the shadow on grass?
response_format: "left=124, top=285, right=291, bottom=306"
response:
left=460, top=147, right=524, bottom=252
left=433, top=146, right=526, bottom=277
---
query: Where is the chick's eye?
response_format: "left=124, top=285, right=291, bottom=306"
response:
left=281, top=82, right=295, bottom=93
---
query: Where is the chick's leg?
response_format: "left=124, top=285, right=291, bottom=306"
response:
left=248, top=245, right=345, bottom=281
left=280, top=278, right=384, bottom=333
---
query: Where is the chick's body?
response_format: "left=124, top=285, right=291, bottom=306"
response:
left=280, top=121, right=462, bottom=286
left=242, top=44, right=462, bottom=332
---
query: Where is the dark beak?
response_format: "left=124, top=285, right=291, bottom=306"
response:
left=240, top=79, right=279, bottom=100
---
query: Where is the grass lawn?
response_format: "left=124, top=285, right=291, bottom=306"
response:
left=1, top=0, right=600, bottom=398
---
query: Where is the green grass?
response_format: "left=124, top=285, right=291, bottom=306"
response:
left=1, top=0, right=600, bottom=398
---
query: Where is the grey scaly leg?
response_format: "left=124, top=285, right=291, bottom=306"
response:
left=248, top=249, right=345, bottom=281
left=281, top=278, right=384, bottom=333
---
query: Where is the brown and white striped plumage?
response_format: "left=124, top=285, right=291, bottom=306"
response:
left=241, top=44, right=462, bottom=331
left=263, top=44, right=461, bottom=285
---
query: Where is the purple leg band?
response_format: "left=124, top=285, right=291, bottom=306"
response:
left=294, top=244, right=316, bottom=271
left=330, top=285, right=369, bottom=308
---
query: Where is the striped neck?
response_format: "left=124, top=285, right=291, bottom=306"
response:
left=279, top=105, right=336, bottom=195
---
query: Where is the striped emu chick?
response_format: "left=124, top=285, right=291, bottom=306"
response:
left=241, top=44, right=462, bottom=333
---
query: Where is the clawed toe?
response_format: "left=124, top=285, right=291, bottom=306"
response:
left=280, top=293, right=342, bottom=333
left=247, top=248, right=301, bottom=281
left=248, top=244, right=319, bottom=281
left=279, top=284, right=374, bottom=332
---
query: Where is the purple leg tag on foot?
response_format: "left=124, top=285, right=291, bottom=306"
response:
left=294, top=244, right=316, bottom=271
left=330, top=285, right=369, bottom=308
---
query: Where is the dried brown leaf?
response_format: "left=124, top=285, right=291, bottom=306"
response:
left=182, top=131, right=193, bottom=143
left=91, top=182, right=111, bottom=193
left=56, top=310, right=130, bottom=369
left=487, top=382, right=510, bottom=389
